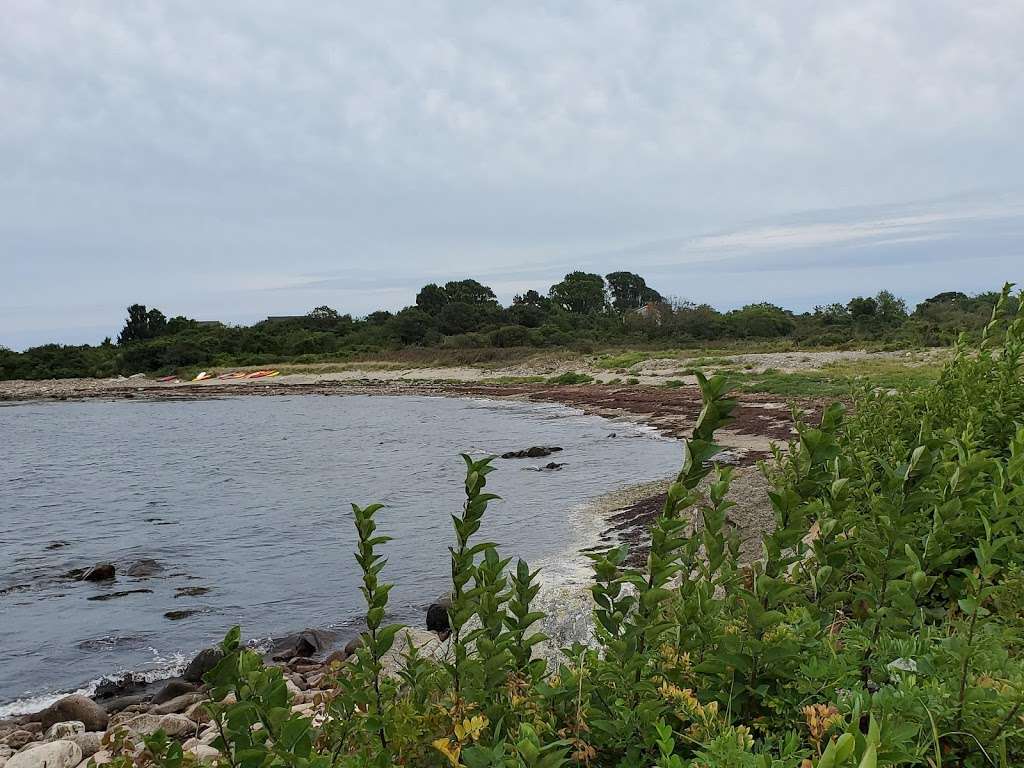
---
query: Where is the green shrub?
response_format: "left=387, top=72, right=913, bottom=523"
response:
left=546, top=371, right=594, bottom=385
left=107, top=285, right=1024, bottom=767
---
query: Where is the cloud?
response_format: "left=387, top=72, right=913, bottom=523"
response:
left=2, top=2, right=1024, bottom=347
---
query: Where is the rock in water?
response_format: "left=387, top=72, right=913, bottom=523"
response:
left=124, top=559, right=163, bottom=578
left=182, top=648, right=224, bottom=684
left=425, top=594, right=452, bottom=633
left=270, top=628, right=334, bottom=662
left=80, top=564, right=115, bottom=582
left=500, top=446, right=562, bottom=459
left=40, top=696, right=108, bottom=733
left=6, top=741, right=82, bottom=768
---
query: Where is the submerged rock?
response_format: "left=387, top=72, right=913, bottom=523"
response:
left=525, top=462, right=566, bottom=471
left=500, top=446, right=563, bottom=459
left=80, top=564, right=115, bottom=582
left=163, top=609, right=203, bottom=621
left=86, top=589, right=152, bottom=602
left=173, top=587, right=210, bottom=598
left=124, top=560, right=163, bottom=578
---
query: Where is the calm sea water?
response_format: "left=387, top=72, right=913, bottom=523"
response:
left=0, top=394, right=680, bottom=711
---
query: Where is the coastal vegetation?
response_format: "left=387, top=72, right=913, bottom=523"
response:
left=83, top=284, right=1024, bottom=766
left=0, top=272, right=1015, bottom=381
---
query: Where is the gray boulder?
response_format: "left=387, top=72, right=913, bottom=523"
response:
left=270, top=629, right=334, bottom=662
left=43, top=722, right=83, bottom=741
left=152, top=694, right=205, bottom=716
left=39, top=696, right=107, bottom=733
left=7, top=741, right=81, bottom=768
left=182, top=648, right=223, bottom=684
left=117, top=714, right=194, bottom=739
left=68, top=733, right=102, bottom=759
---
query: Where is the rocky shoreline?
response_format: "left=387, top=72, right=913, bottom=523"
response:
left=2, top=376, right=796, bottom=749
left=0, top=624, right=449, bottom=768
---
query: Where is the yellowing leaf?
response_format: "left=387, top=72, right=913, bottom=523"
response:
left=432, top=738, right=461, bottom=767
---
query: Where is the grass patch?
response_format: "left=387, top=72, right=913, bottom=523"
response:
left=546, top=371, right=594, bottom=385
left=730, top=365, right=942, bottom=397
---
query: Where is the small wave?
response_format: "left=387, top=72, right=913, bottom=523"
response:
left=0, top=646, right=191, bottom=719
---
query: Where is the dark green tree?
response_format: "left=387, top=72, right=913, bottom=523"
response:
left=605, top=271, right=662, bottom=311
left=415, top=284, right=449, bottom=315
left=391, top=308, right=435, bottom=344
left=549, top=271, right=607, bottom=314
left=443, top=279, right=497, bottom=306
left=117, top=304, right=168, bottom=345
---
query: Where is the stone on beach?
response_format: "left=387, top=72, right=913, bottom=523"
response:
left=43, top=722, right=83, bottom=740
left=6, top=741, right=82, bottom=768
left=40, top=696, right=108, bottom=733
left=113, top=713, right=195, bottom=739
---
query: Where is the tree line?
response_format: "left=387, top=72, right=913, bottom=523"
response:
left=0, top=270, right=1016, bottom=380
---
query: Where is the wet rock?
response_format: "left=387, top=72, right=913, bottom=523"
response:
left=45, top=542, right=69, bottom=551
left=6, top=741, right=81, bottom=768
left=151, top=680, right=197, bottom=705
left=525, top=462, right=566, bottom=471
left=163, top=609, right=203, bottom=621
left=39, top=696, right=107, bottom=733
left=426, top=595, right=452, bottom=633
left=124, top=560, right=163, bottom=578
left=270, top=628, right=334, bottom=662
left=80, top=564, right=115, bottom=582
left=86, top=589, right=152, bottom=602
left=173, top=587, right=210, bottom=598
left=343, top=635, right=363, bottom=658
left=43, top=722, right=84, bottom=740
left=182, top=648, right=223, bottom=684
left=93, top=674, right=148, bottom=701
left=500, top=446, right=562, bottom=459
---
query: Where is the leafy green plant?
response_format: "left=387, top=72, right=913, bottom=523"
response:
left=120, top=284, right=1024, bottom=767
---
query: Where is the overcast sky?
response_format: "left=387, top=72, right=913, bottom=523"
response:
left=3, top=1, right=1023, bottom=349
